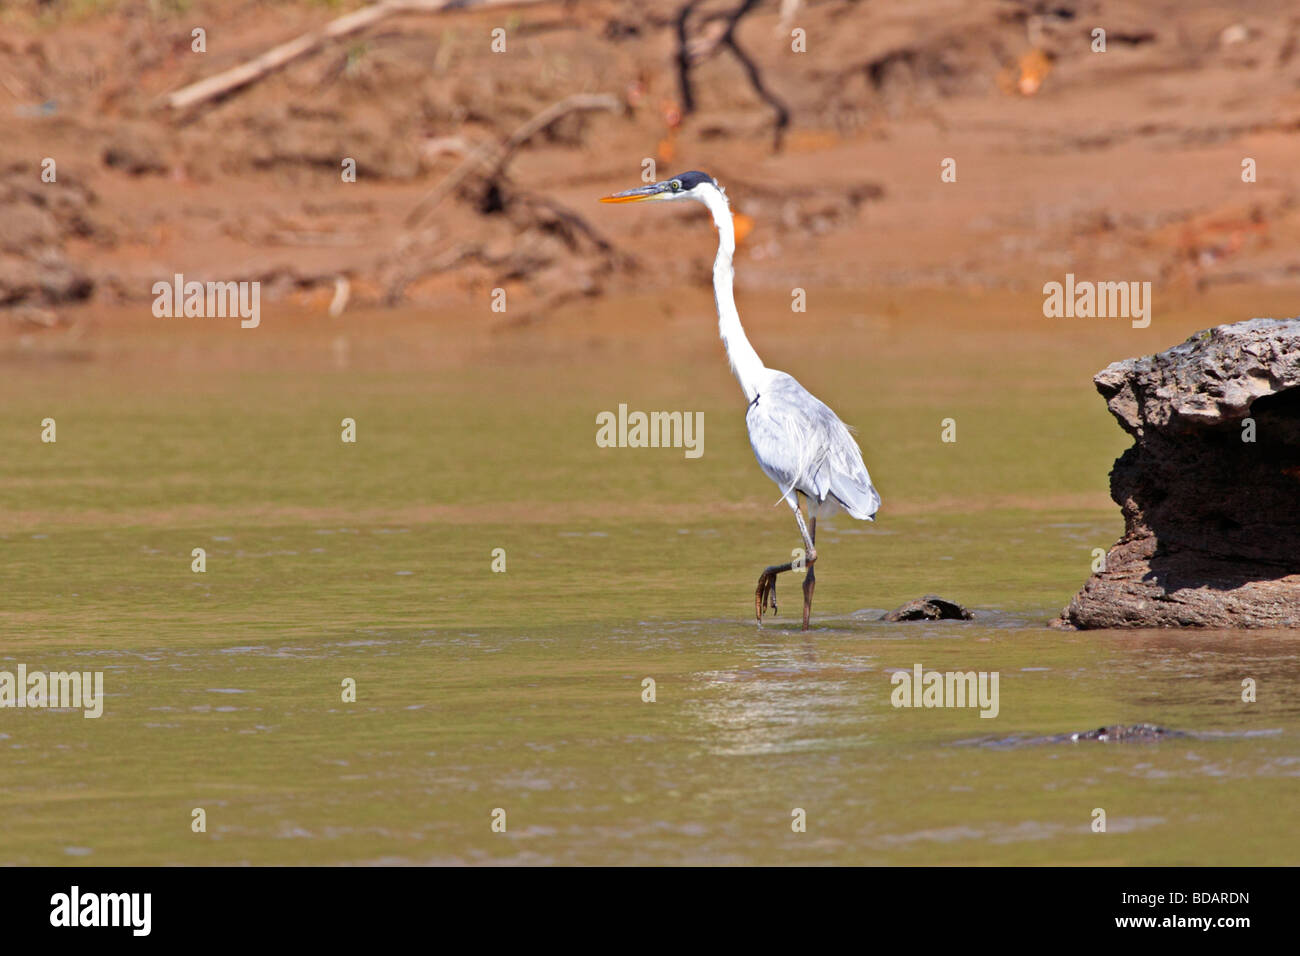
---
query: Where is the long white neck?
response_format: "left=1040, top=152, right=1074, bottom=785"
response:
left=700, top=185, right=765, bottom=401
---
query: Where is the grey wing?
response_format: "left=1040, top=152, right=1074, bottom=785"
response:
left=745, top=371, right=881, bottom=520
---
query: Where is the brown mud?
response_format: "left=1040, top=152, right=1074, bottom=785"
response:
left=2, top=0, right=1299, bottom=344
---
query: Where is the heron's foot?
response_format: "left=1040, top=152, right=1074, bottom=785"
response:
left=755, top=569, right=779, bottom=622
left=755, top=562, right=796, bottom=624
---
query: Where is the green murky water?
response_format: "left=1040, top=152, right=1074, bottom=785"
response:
left=2, top=296, right=1297, bottom=864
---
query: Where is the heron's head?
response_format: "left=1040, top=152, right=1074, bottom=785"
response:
left=600, top=170, right=720, bottom=206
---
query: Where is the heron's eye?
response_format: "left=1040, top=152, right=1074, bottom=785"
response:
left=670, top=180, right=681, bottom=192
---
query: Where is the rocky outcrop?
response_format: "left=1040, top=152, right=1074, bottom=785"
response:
left=1064, top=318, right=1300, bottom=628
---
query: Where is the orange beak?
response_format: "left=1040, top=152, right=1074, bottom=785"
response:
left=600, top=183, right=671, bottom=203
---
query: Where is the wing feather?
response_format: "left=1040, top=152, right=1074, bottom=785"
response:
left=745, top=371, right=881, bottom=519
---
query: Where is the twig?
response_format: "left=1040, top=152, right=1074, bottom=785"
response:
left=515, top=193, right=621, bottom=256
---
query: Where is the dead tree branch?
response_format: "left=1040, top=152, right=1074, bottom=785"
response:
left=404, top=92, right=622, bottom=227
left=161, top=0, right=549, bottom=113
left=675, top=0, right=706, bottom=115
left=674, top=0, right=791, bottom=151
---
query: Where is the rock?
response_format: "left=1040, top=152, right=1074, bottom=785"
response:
left=1067, top=724, right=1184, bottom=743
left=0, top=252, right=93, bottom=308
left=883, top=595, right=974, bottom=621
left=103, top=142, right=168, bottom=176
left=970, top=724, right=1188, bottom=748
left=1064, top=318, right=1300, bottom=628
left=0, top=164, right=98, bottom=308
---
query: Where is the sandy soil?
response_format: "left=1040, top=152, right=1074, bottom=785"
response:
left=2, top=0, right=1299, bottom=350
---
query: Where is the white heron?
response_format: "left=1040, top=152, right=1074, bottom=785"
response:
left=601, top=171, right=881, bottom=630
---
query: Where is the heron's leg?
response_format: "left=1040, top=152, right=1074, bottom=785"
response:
left=801, top=517, right=817, bottom=630
left=755, top=496, right=818, bottom=624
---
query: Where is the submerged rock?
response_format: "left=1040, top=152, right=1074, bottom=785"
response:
left=1068, top=723, right=1183, bottom=742
left=883, top=595, right=974, bottom=621
left=965, top=723, right=1189, bottom=747
left=1064, top=318, right=1300, bottom=628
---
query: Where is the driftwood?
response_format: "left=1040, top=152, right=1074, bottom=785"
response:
left=404, top=92, right=621, bottom=227
left=162, top=0, right=550, bottom=112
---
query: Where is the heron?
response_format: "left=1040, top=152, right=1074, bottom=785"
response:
left=601, top=171, right=881, bottom=630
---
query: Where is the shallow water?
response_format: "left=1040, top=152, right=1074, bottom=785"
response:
left=2, top=293, right=1297, bottom=864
